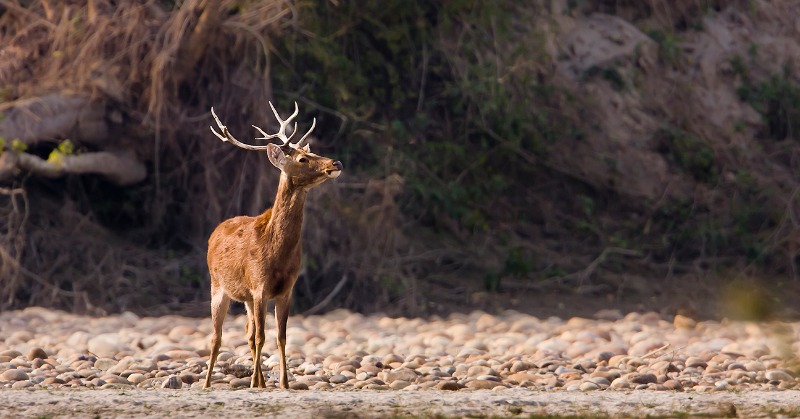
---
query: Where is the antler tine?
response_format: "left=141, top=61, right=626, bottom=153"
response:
left=266, top=101, right=300, bottom=144
left=210, top=107, right=271, bottom=151
left=209, top=107, right=229, bottom=143
left=296, top=117, right=316, bottom=147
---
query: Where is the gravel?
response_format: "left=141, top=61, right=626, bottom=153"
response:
left=1, top=306, right=800, bottom=417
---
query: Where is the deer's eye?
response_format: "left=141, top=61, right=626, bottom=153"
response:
left=298, top=156, right=308, bottom=163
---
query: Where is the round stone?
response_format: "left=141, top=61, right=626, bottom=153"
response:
left=160, top=375, right=182, bottom=389
left=27, top=348, right=48, bottom=360
left=685, top=357, right=707, bottom=369
left=11, top=380, right=34, bottom=389
left=389, top=380, right=411, bottom=390
left=329, top=374, right=348, bottom=384
left=766, top=370, right=794, bottom=382
left=435, top=381, right=462, bottom=391
left=1, top=369, right=29, bottom=381
left=229, top=378, right=251, bottom=388
left=289, top=382, right=309, bottom=390
left=628, top=373, right=657, bottom=385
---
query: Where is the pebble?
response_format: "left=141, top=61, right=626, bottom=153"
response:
left=229, top=378, right=251, bottom=388
left=289, top=382, right=309, bottom=390
left=663, top=379, right=683, bottom=391
left=161, top=375, right=182, bottom=389
left=465, top=379, right=500, bottom=390
left=389, top=380, right=411, bottom=390
left=1, top=369, right=29, bottom=381
left=579, top=381, right=600, bottom=391
left=27, top=348, right=48, bottom=360
left=1, top=308, right=800, bottom=393
left=435, top=381, right=462, bottom=391
left=765, top=370, right=794, bottom=382
left=11, top=380, right=33, bottom=389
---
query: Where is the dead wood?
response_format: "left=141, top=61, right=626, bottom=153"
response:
left=0, top=149, right=145, bottom=186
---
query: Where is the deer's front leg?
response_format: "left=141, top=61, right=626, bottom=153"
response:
left=274, top=294, right=291, bottom=389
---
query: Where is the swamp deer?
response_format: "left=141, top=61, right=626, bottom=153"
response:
left=204, top=103, right=342, bottom=389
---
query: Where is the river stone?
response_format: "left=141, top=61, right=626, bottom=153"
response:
left=164, top=350, right=199, bottom=360
left=41, top=377, right=66, bottom=385
left=610, top=377, right=629, bottom=389
left=467, top=365, right=497, bottom=377
left=685, top=357, right=707, bottom=369
left=435, top=380, right=462, bottom=391
left=94, top=358, right=117, bottom=371
left=628, top=373, right=658, bottom=385
left=465, top=379, right=500, bottom=390
left=289, top=382, right=309, bottom=390
left=87, top=334, right=124, bottom=358
left=1, top=369, right=29, bottom=381
left=27, top=348, right=48, bottom=360
left=109, top=357, right=158, bottom=374
left=11, top=380, right=33, bottom=389
left=508, top=372, right=537, bottom=383
left=355, top=372, right=373, bottom=381
left=161, top=375, right=182, bottom=389
left=766, top=370, right=794, bottom=382
left=127, top=373, right=146, bottom=384
left=0, top=350, right=22, bottom=359
left=715, top=380, right=730, bottom=390
left=329, top=374, right=348, bottom=384
left=745, top=361, right=766, bottom=372
left=229, top=378, right=251, bottom=388
left=168, top=325, right=196, bottom=340
left=580, top=381, right=600, bottom=391
left=380, top=368, right=418, bottom=383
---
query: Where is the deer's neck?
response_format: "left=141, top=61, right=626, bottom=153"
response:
left=258, top=173, right=306, bottom=257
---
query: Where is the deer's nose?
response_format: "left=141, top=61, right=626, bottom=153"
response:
left=333, top=161, right=343, bottom=171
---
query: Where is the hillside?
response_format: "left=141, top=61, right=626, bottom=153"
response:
left=1, top=0, right=800, bottom=319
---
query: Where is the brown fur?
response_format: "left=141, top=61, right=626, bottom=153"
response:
left=204, top=146, right=342, bottom=389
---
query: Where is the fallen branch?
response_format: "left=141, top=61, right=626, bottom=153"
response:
left=0, top=150, right=146, bottom=186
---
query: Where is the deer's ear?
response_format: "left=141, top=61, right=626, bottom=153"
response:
left=301, top=143, right=311, bottom=153
left=266, top=143, right=286, bottom=170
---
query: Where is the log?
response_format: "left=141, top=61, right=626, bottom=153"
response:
left=0, top=149, right=146, bottom=186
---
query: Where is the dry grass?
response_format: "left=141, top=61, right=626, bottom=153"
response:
left=0, top=0, right=432, bottom=315
left=0, top=0, right=297, bottom=314
left=2, top=0, right=799, bottom=318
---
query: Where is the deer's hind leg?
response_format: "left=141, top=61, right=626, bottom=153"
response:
left=204, top=289, right=230, bottom=388
left=251, top=296, right=269, bottom=389
left=275, top=294, right=291, bottom=389
left=245, top=300, right=266, bottom=388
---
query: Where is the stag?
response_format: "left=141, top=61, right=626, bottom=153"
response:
left=203, top=103, right=342, bottom=389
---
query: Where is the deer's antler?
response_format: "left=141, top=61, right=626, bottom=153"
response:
left=210, top=107, right=272, bottom=151
left=253, top=101, right=316, bottom=149
left=211, top=102, right=316, bottom=151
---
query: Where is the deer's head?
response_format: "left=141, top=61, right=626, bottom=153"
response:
left=210, top=102, right=343, bottom=190
left=266, top=144, right=342, bottom=189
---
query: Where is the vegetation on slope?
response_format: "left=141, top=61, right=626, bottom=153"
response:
left=1, top=0, right=800, bottom=317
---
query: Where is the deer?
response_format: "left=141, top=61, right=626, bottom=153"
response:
left=203, top=102, right=342, bottom=389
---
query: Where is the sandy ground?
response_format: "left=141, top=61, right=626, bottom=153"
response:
left=1, top=388, right=799, bottom=418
